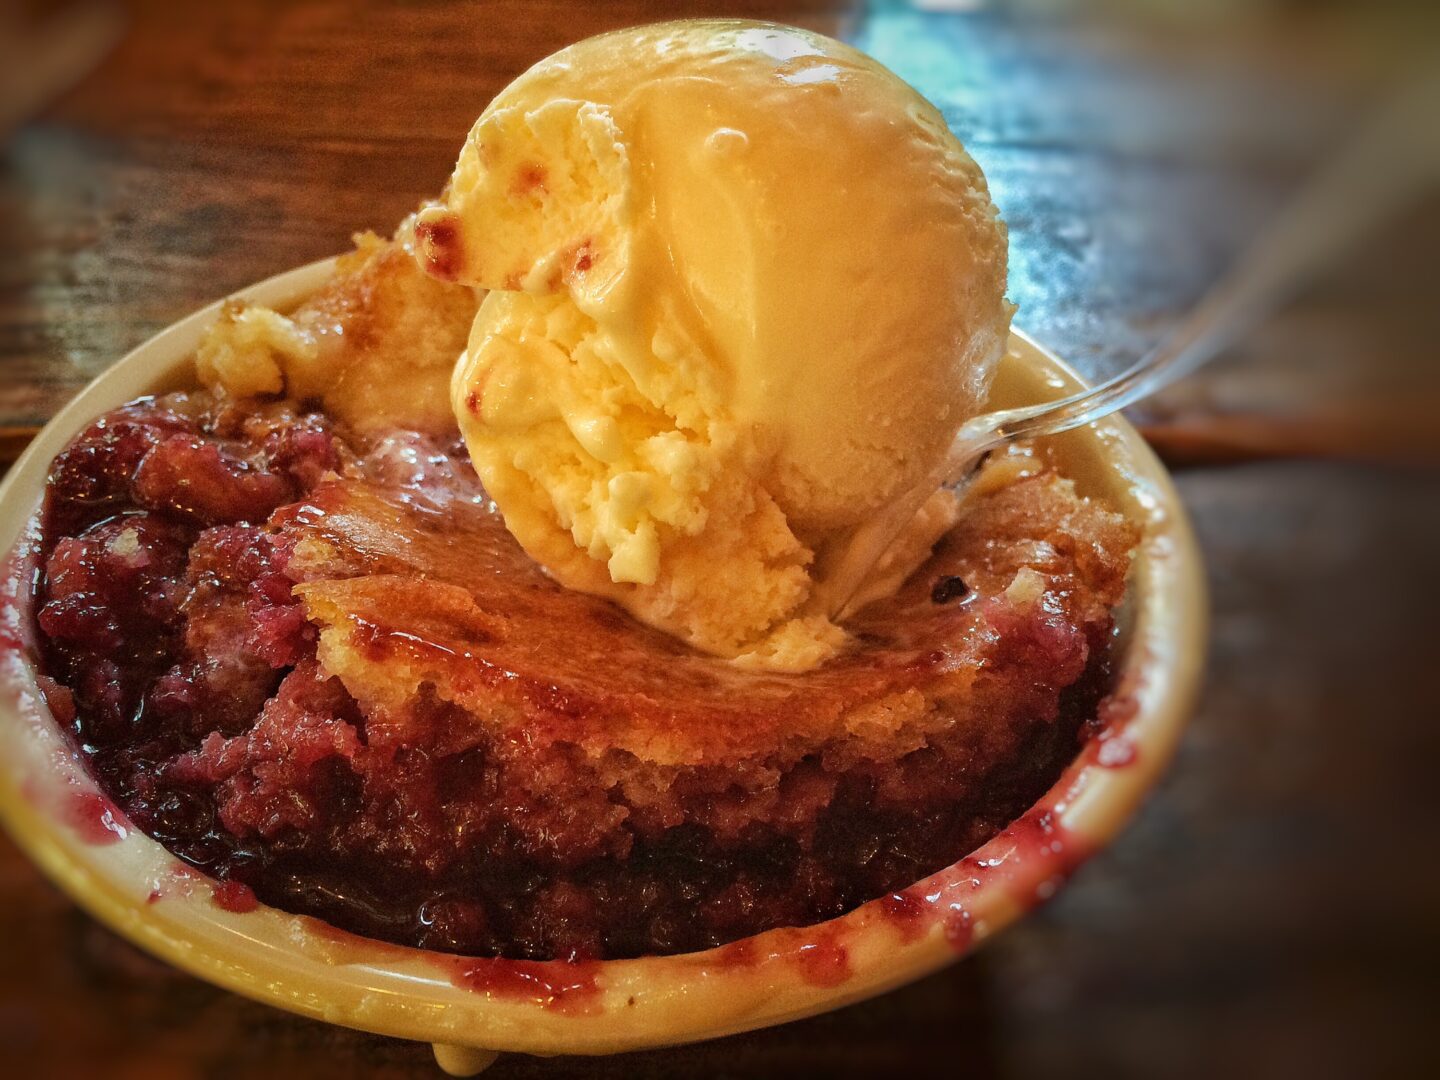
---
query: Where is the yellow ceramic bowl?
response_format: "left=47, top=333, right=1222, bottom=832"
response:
left=0, top=259, right=1206, bottom=1075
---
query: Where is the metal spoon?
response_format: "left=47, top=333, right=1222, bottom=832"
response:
left=813, top=66, right=1439, bottom=623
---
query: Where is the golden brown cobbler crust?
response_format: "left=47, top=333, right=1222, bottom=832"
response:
left=197, top=227, right=480, bottom=436
left=278, top=445, right=1137, bottom=850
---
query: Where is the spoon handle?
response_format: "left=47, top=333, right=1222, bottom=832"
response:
left=818, top=65, right=1438, bottom=623
left=960, top=62, right=1439, bottom=459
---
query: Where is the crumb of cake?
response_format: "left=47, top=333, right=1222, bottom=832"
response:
left=1004, top=567, right=1048, bottom=607
left=195, top=224, right=480, bottom=436
left=196, top=303, right=315, bottom=399
left=967, top=442, right=1045, bottom=498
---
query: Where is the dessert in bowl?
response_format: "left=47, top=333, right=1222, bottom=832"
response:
left=0, top=19, right=1204, bottom=1072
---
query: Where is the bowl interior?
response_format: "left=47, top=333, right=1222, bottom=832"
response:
left=0, top=259, right=1206, bottom=1056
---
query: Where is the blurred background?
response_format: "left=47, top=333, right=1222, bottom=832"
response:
left=1, top=0, right=1437, bottom=1077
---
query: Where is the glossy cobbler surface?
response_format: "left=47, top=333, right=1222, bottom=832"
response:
left=31, top=390, right=1136, bottom=960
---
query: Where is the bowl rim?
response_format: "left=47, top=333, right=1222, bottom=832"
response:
left=0, top=257, right=1207, bottom=1058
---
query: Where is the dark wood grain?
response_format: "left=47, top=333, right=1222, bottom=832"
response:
left=0, top=0, right=851, bottom=440
left=2, top=1, right=1437, bottom=1078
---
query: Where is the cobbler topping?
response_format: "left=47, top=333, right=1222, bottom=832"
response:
left=28, top=390, right=1137, bottom=961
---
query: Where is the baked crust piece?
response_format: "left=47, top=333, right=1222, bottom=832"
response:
left=196, top=226, right=480, bottom=436
left=279, top=437, right=1136, bottom=855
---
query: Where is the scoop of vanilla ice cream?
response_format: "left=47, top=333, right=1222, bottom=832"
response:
left=417, top=20, right=1010, bottom=669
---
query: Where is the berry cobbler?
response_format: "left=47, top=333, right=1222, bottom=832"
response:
left=25, top=228, right=1139, bottom=962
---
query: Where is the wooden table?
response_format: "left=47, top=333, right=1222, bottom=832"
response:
left=2, top=2, right=1437, bottom=1077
